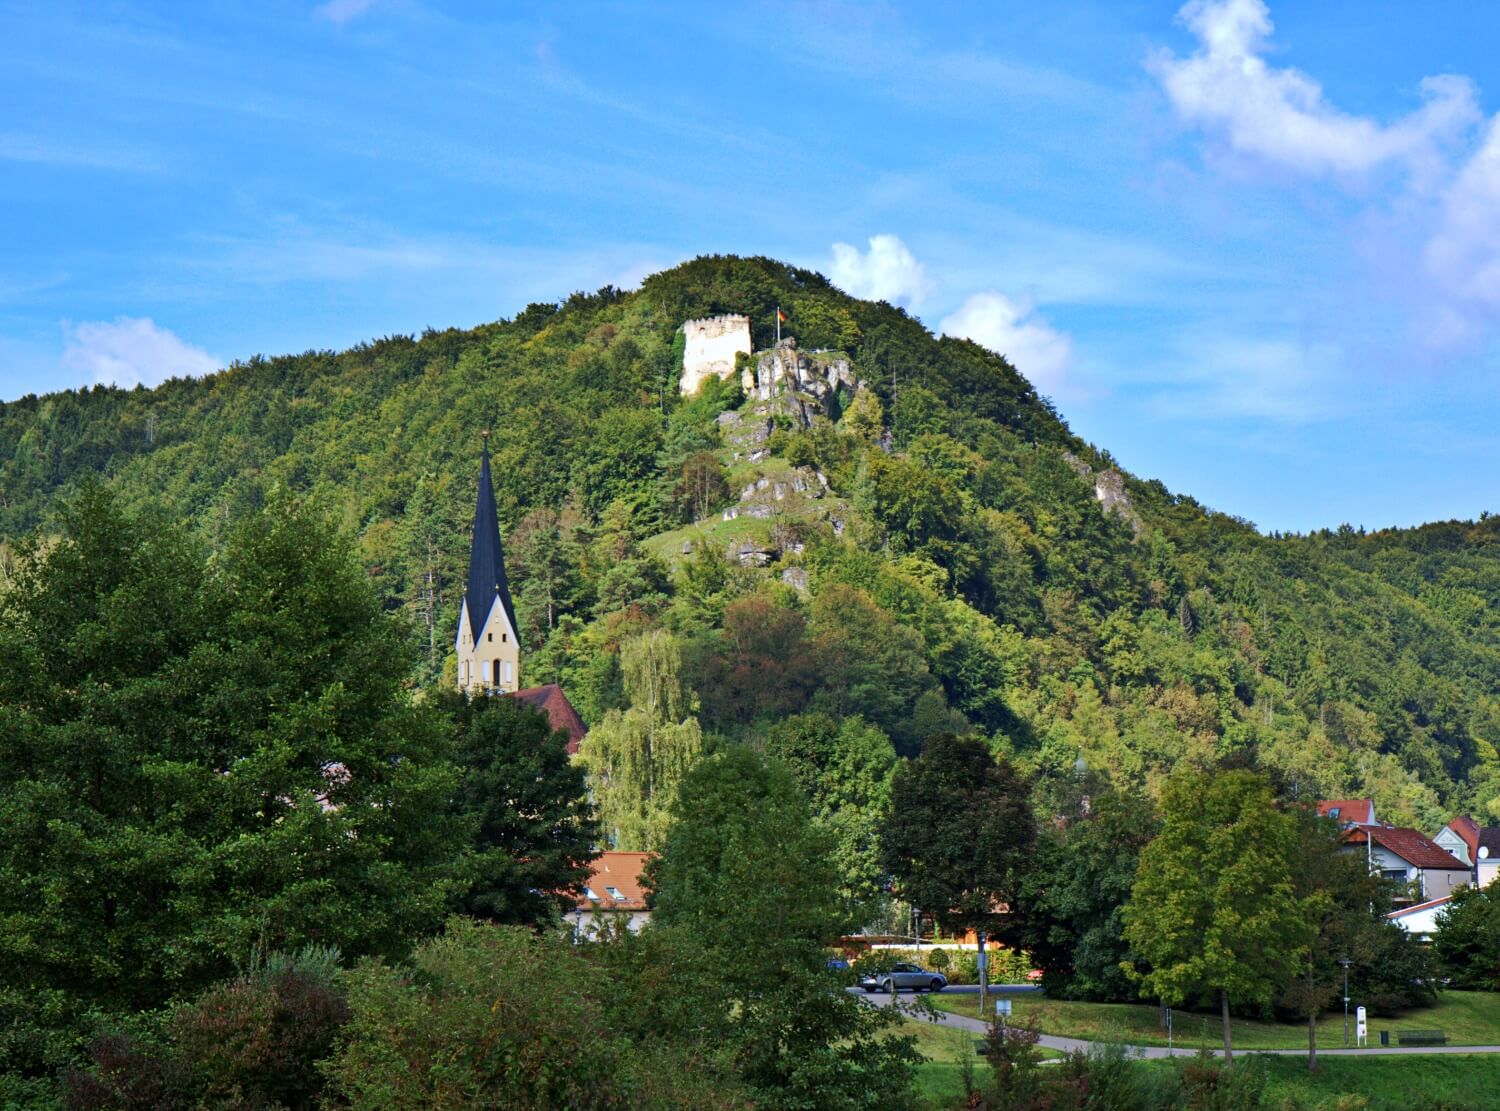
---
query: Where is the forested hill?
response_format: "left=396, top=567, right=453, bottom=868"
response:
left=3, top=254, right=1500, bottom=825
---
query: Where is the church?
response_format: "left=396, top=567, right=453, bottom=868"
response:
left=455, top=436, right=587, bottom=755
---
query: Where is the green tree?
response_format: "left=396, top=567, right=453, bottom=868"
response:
left=579, top=629, right=703, bottom=850
left=648, top=746, right=919, bottom=1110
left=880, top=733, right=1036, bottom=1013
left=0, top=486, right=464, bottom=1060
left=1433, top=880, right=1500, bottom=990
left=1122, top=769, right=1317, bottom=1062
left=1018, top=786, right=1157, bottom=1002
left=764, top=713, right=899, bottom=903
left=442, top=692, right=599, bottom=927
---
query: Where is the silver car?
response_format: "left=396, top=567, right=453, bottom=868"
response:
left=859, top=962, right=947, bottom=993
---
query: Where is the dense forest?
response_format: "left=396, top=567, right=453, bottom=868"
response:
left=3, top=254, right=1499, bottom=828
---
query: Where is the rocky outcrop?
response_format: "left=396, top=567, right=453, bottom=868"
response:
left=1063, top=452, right=1143, bottom=537
left=743, top=338, right=858, bottom=410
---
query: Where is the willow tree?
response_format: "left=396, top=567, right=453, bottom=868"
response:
left=580, top=629, right=703, bottom=850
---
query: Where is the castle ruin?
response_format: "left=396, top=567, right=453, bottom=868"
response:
left=678, top=314, right=752, bottom=396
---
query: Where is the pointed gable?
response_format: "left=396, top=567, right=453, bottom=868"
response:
left=463, top=442, right=518, bottom=644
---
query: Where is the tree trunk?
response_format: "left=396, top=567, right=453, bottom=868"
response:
left=1221, top=989, right=1233, bottom=1063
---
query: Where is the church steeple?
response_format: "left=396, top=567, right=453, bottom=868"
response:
left=456, top=433, right=520, bottom=693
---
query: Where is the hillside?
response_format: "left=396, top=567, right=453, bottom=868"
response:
left=3, top=254, right=1499, bottom=825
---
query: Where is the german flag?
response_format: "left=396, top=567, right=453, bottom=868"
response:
left=776, top=307, right=788, bottom=323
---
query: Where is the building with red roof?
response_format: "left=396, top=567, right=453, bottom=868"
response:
left=570, top=851, right=652, bottom=938
left=1434, top=815, right=1481, bottom=869
left=1317, top=798, right=1376, bottom=827
left=1343, top=824, right=1470, bottom=903
left=511, top=683, right=588, bottom=755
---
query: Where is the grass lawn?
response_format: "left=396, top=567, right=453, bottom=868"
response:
left=930, top=988, right=1500, bottom=1051
left=1223, top=1054, right=1500, bottom=1110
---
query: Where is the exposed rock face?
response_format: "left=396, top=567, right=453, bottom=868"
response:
left=781, top=567, right=810, bottom=592
left=721, top=467, right=828, bottom=522
left=743, top=338, right=858, bottom=412
left=679, top=315, right=752, bottom=396
left=1063, top=452, right=1143, bottom=537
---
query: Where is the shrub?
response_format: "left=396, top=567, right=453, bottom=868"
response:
left=172, top=968, right=348, bottom=1110
left=926, top=947, right=950, bottom=971
left=61, top=1034, right=190, bottom=1111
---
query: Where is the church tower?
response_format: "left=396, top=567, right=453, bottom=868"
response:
left=456, top=435, right=520, bottom=694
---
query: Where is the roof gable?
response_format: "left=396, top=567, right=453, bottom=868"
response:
left=1347, top=824, right=1466, bottom=870
left=512, top=683, right=588, bottom=754
left=1318, top=798, right=1374, bottom=824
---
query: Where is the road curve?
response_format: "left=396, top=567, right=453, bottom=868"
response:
left=853, top=989, right=1500, bottom=1059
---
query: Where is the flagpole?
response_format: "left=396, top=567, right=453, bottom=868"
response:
left=776, top=305, right=781, bottom=345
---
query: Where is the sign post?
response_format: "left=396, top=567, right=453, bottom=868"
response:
left=1356, top=1005, right=1367, bottom=1048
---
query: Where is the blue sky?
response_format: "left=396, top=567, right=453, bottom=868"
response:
left=4, top=1, right=1500, bottom=533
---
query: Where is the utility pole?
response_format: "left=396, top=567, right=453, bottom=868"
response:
left=1340, top=958, right=1353, bottom=1046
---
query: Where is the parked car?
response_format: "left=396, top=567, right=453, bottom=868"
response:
left=859, top=962, right=947, bottom=993
left=826, top=956, right=851, bottom=972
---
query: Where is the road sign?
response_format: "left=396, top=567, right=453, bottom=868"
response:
left=995, top=999, right=1012, bottom=1016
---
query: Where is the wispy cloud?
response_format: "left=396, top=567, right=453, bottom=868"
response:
left=314, top=0, right=378, bottom=27
left=62, top=317, right=219, bottom=389
left=0, top=132, right=160, bottom=172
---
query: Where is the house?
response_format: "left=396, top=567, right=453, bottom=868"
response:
left=1318, top=798, right=1377, bottom=828
left=571, top=851, right=651, bottom=938
left=1434, top=815, right=1481, bottom=872
left=1478, top=828, right=1500, bottom=889
left=1386, top=895, right=1453, bottom=941
left=1343, top=825, right=1470, bottom=902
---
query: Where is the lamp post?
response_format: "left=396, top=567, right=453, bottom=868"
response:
left=1339, top=958, right=1353, bottom=1046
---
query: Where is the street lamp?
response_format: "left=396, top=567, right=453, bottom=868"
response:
left=1339, top=958, right=1353, bottom=1046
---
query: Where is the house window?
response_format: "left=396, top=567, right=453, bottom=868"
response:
left=606, top=886, right=626, bottom=902
left=503, top=661, right=512, bottom=683
left=585, top=887, right=601, bottom=903
left=1381, top=869, right=1407, bottom=883
left=487, top=632, right=493, bottom=643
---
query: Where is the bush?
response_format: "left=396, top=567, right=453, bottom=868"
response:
left=926, top=948, right=950, bottom=971
left=62, top=1034, right=190, bottom=1111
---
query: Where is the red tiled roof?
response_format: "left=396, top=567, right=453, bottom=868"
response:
left=510, top=683, right=588, bottom=755
left=1445, top=816, right=1481, bottom=857
left=1318, top=799, right=1374, bottom=824
left=1345, top=825, right=1466, bottom=870
left=573, top=851, right=651, bottom=913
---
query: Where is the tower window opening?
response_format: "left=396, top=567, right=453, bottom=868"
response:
left=487, top=632, right=493, bottom=642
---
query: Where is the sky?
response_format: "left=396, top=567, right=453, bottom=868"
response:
left=4, top=0, right=1500, bottom=533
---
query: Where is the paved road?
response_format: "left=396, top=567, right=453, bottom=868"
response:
left=855, top=989, right=1500, bottom=1059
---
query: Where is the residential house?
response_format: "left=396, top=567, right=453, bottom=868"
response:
left=1434, top=815, right=1481, bottom=872
left=1317, top=798, right=1377, bottom=828
left=571, top=851, right=651, bottom=938
left=1386, top=895, right=1453, bottom=941
left=1343, top=825, right=1470, bottom=903
left=1478, top=828, right=1500, bottom=889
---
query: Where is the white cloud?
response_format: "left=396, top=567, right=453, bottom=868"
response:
left=829, top=234, right=933, bottom=308
left=1150, top=0, right=1477, bottom=178
left=1426, top=115, right=1500, bottom=310
left=939, top=291, right=1073, bottom=396
left=62, top=317, right=219, bottom=389
left=315, top=0, right=377, bottom=27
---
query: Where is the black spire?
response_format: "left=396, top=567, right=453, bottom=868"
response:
left=463, top=435, right=518, bottom=643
